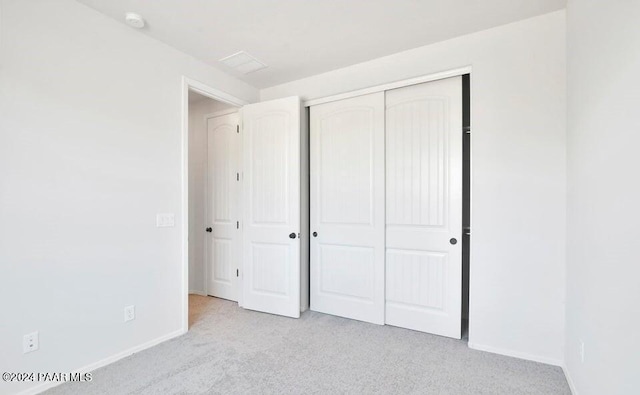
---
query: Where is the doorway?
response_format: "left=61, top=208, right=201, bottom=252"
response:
left=182, top=78, right=307, bottom=331
left=187, top=90, right=241, bottom=324
left=182, top=78, right=248, bottom=330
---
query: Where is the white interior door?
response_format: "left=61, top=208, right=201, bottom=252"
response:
left=206, top=112, right=240, bottom=302
left=310, top=92, right=385, bottom=325
left=242, top=96, right=301, bottom=318
left=385, top=77, right=463, bottom=338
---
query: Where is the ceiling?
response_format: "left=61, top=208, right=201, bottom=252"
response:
left=77, top=0, right=566, bottom=89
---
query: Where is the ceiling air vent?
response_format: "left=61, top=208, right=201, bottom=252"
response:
left=219, top=51, right=267, bottom=74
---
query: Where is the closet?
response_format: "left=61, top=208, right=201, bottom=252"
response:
left=309, top=76, right=463, bottom=339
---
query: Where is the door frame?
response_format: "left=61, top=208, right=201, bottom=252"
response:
left=303, top=66, right=471, bottom=107
left=181, top=76, right=249, bottom=333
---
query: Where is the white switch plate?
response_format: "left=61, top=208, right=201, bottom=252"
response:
left=23, top=331, right=39, bottom=354
left=124, top=305, right=135, bottom=322
left=156, top=213, right=175, bottom=227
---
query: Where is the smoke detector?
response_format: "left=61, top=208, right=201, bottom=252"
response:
left=219, top=51, right=267, bottom=74
left=124, top=12, right=145, bottom=29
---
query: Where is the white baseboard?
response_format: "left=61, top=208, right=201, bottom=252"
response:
left=16, top=328, right=186, bottom=395
left=562, top=365, right=578, bottom=394
left=189, top=289, right=207, bottom=296
left=467, top=342, right=563, bottom=366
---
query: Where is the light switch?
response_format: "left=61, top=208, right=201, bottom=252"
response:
left=156, top=213, right=175, bottom=227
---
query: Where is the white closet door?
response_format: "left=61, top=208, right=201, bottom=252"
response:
left=206, top=112, right=240, bottom=301
left=242, top=96, right=301, bottom=318
left=385, top=77, right=463, bottom=339
left=310, top=92, right=385, bottom=325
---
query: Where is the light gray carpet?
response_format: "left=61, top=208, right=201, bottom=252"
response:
left=47, top=295, right=570, bottom=394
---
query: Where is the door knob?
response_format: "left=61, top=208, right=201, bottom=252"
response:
left=205, top=227, right=212, bottom=233
left=289, top=232, right=296, bottom=239
left=312, top=232, right=318, bottom=237
left=449, top=238, right=457, bottom=245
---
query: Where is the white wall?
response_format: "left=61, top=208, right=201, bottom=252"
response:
left=263, top=11, right=567, bottom=364
left=188, top=95, right=236, bottom=294
left=565, top=1, right=640, bottom=394
left=0, top=1, right=257, bottom=394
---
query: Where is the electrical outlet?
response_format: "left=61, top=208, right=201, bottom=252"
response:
left=23, top=331, right=39, bottom=354
left=156, top=213, right=175, bottom=227
left=124, top=305, right=135, bottom=322
left=579, top=340, right=585, bottom=363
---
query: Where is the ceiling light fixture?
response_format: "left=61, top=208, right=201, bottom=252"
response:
left=124, top=12, right=145, bottom=29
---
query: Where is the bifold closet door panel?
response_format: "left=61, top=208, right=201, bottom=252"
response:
left=310, top=92, right=385, bottom=325
left=206, top=112, right=240, bottom=302
left=385, top=76, right=463, bottom=339
left=241, top=96, right=301, bottom=318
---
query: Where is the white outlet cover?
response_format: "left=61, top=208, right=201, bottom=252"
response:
left=124, top=305, right=135, bottom=322
left=156, top=213, right=175, bottom=227
left=23, top=331, right=39, bottom=354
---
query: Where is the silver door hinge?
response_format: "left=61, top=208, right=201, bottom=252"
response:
left=236, top=269, right=239, bottom=277
left=237, top=125, right=239, bottom=133
left=464, top=227, right=471, bottom=236
left=237, top=172, right=240, bottom=181
left=463, top=126, right=471, bottom=134
left=236, top=221, right=239, bottom=229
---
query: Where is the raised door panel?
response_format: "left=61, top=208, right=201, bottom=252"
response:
left=386, top=249, right=446, bottom=312
left=211, top=239, right=233, bottom=285
left=210, top=123, right=234, bottom=224
left=249, top=113, right=289, bottom=225
left=386, top=98, right=447, bottom=228
left=310, top=92, right=385, bottom=325
left=385, top=77, right=462, bottom=338
left=250, top=243, right=289, bottom=296
left=319, top=109, right=374, bottom=225
left=318, top=244, right=375, bottom=301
